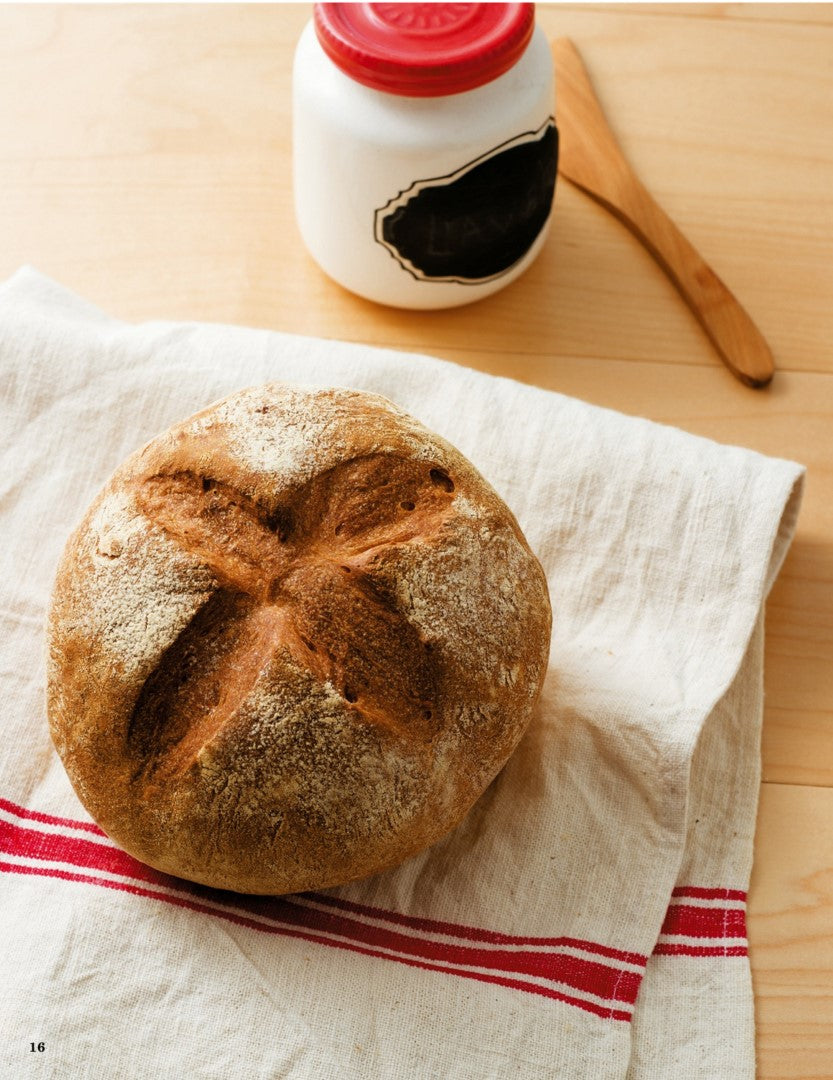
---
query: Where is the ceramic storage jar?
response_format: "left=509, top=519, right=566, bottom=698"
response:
left=293, top=3, right=557, bottom=309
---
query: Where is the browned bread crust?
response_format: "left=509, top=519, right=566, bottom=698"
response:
left=47, top=385, right=551, bottom=894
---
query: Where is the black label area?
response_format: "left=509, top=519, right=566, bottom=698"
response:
left=374, top=119, right=558, bottom=285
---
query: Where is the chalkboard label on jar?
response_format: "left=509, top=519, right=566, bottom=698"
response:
left=374, top=119, right=558, bottom=285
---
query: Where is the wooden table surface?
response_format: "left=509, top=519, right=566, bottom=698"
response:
left=2, top=3, right=831, bottom=1075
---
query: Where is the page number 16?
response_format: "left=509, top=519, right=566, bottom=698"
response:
left=30, top=1043, right=45, bottom=1053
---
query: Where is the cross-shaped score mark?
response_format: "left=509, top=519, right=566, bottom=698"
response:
left=127, top=454, right=459, bottom=780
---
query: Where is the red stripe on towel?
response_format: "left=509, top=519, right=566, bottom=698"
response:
left=2, top=798, right=751, bottom=1012
left=0, top=801, right=640, bottom=1020
left=0, top=857, right=633, bottom=1022
left=660, top=903, right=747, bottom=940
left=670, top=886, right=747, bottom=902
left=0, top=796, right=106, bottom=835
left=653, top=943, right=748, bottom=958
left=306, top=892, right=649, bottom=965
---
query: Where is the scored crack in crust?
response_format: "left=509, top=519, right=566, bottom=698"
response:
left=46, top=384, right=552, bottom=894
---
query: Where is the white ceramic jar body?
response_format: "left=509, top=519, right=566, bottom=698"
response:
left=292, top=20, right=556, bottom=310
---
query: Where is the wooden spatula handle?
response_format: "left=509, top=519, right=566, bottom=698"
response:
left=611, top=178, right=774, bottom=387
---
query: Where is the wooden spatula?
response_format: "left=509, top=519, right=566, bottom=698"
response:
left=552, top=37, right=774, bottom=388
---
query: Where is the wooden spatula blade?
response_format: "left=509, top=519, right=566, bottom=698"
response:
left=552, top=37, right=775, bottom=388
left=552, top=37, right=631, bottom=204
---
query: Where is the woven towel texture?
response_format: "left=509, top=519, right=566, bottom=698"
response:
left=0, top=269, right=802, bottom=1080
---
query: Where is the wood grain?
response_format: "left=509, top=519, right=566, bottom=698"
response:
left=556, top=4, right=833, bottom=26
left=751, top=783, right=833, bottom=1078
left=1, top=3, right=831, bottom=1073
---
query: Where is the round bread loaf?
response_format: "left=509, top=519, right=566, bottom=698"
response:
left=47, top=385, right=551, bottom=894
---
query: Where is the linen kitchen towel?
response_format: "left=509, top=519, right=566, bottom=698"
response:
left=0, top=268, right=803, bottom=1080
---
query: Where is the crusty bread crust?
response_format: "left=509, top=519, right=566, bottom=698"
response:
left=47, top=385, right=551, bottom=894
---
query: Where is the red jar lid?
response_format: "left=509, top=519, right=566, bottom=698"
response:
left=313, top=3, right=535, bottom=98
